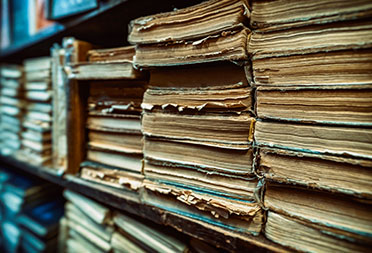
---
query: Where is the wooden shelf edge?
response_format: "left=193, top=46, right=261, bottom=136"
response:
left=0, top=155, right=288, bottom=252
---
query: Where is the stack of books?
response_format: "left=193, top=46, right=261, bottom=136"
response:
left=249, top=0, right=372, bottom=251
left=129, top=0, right=263, bottom=235
left=19, top=57, right=53, bottom=166
left=61, top=190, right=199, bottom=253
left=0, top=64, right=24, bottom=156
left=0, top=168, right=62, bottom=253
left=69, top=46, right=148, bottom=194
left=62, top=190, right=114, bottom=253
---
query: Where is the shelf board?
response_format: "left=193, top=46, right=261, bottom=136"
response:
left=0, top=155, right=287, bottom=252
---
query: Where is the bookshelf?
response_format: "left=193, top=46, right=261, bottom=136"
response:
left=0, top=154, right=287, bottom=252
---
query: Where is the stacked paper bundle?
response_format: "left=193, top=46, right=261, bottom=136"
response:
left=129, top=0, right=263, bottom=235
left=19, top=57, right=53, bottom=166
left=249, top=0, right=372, bottom=251
left=68, top=46, right=148, bottom=194
left=0, top=64, right=24, bottom=156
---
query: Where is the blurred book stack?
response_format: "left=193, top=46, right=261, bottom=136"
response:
left=248, top=0, right=372, bottom=251
left=69, top=46, right=148, bottom=195
left=18, top=57, right=53, bottom=166
left=61, top=190, right=210, bottom=253
left=0, top=167, right=63, bottom=253
left=0, top=64, right=24, bottom=156
left=129, top=0, right=263, bottom=235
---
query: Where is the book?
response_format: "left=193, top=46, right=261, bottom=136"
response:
left=135, top=28, right=249, bottom=67
left=265, top=211, right=370, bottom=252
left=128, top=0, right=249, bottom=44
left=264, top=184, right=372, bottom=245
left=256, top=85, right=372, bottom=126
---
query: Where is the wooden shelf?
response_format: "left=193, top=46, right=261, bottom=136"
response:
left=0, top=155, right=286, bottom=252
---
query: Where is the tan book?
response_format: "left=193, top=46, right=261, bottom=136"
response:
left=249, top=20, right=372, bottom=59
left=88, top=46, right=135, bottom=62
left=252, top=49, right=372, bottom=86
left=63, top=190, right=111, bottom=225
left=25, top=69, right=50, bottom=82
left=255, top=120, right=372, bottom=159
left=142, top=181, right=263, bottom=234
left=87, top=148, right=143, bottom=173
left=111, top=231, right=146, bottom=253
left=88, top=130, right=143, bottom=154
left=135, top=29, right=249, bottom=67
left=265, top=212, right=370, bottom=253
left=144, top=137, right=253, bottom=174
left=22, top=129, right=51, bottom=142
left=250, top=0, right=372, bottom=32
left=149, top=61, right=250, bottom=87
left=22, top=139, right=51, bottom=153
left=144, top=161, right=256, bottom=201
left=67, top=231, right=103, bottom=253
left=87, top=114, right=141, bottom=134
left=259, top=148, right=372, bottom=199
left=80, top=165, right=143, bottom=191
left=128, top=0, right=249, bottom=44
left=24, top=57, right=51, bottom=72
left=264, top=185, right=372, bottom=245
left=114, top=212, right=189, bottom=253
left=142, top=112, right=254, bottom=149
left=256, top=85, right=372, bottom=125
left=142, top=84, right=252, bottom=112
left=65, top=202, right=114, bottom=242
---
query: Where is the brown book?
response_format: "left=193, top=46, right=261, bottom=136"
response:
left=135, top=29, right=249, bottom=67
left=249, top=20, right=372, bottom=59
left=252, top=49, right=372, bottom=87
left=128, top=0, right=249, bottom=44
left=256, top=85, right=372, bottom=125
left=259, top=148, right=372, bottom=199
left=250, top=0, right=372, bottom=32
left=144, top=137, right=253, bottom=174
left=265, top=211, right=370, bottom=253
left=88, top=46, right=135, bottom=62
left=264, top=184, right=372, bottom=245
left=143, top=84, right=252, bottom=112
left=87, top=114, right=141, bottom=134
left=255, top=120, right=372, bottom=159
left=142, top=112, right=254, bottom=149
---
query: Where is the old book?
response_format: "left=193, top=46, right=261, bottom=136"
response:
left=259, top=148, right=372, bottom=199
left=25, top=81, right=50, bottom=91
left=24, top=57, right=51, bottom=72
left=264, top=185, right=372, bottom=245
left=249, top=20, right=372, bottom=59
left=256, top=85, right=372, bottom=125
left=265, top=211, right=370, bottom=253
left=128, top=0, right=249, bottom=44
left=144, top=137, right=253, bottom=174
left=87, top=46, right=135, bottom=62
left=255, top=120, right=372, bottom=159
left=149, top=62, right=250, bottom=87
left=0, top=64, right=23, bottom=79
left=25, top=70, right=51, bottom=82
left=87, top=114, right=141, bottom=133
left=25, top=90, right=52, bottom=102
left=65, top=202, right=114, bottom=242
left=113, top=212, right=188, bottom=253
left=250, top=0, right=372, bottom=32
left=22, top=138, right=51, bottom=153
left=63, top=190, right=111, bottom=225
left=142, top=112, right=254, bottom=149
left=69, top=46, right=145, bottom=80
left=135, top=29, right=249, bottom=67
left=86, top=149, right=142, bottom=173
left=142, top=182, right=263, bottom=235
left=142, top=84, right=252, bottom=112
left=80, top=166, right=143, bottom=191
left=111, top=231, right=146, bottom=253
left=144, top=161, right=256, bottom=201
left=88, top=130, right=142, bottom=154
left=88, top=81, right=146, bottom=114
left=252, top=49, right=372, bottom=86
left=21, top=129, right=51, bottom=142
